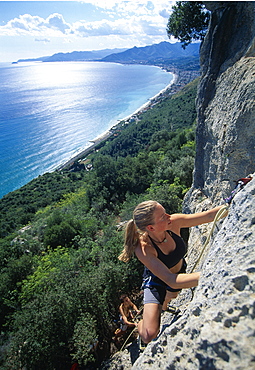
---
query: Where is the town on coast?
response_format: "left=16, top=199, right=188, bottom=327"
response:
left=57, top=68, right=200, bottom=172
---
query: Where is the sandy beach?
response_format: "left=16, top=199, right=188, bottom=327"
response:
left=56, top=71, right=186, bottom=171
left=56, top=130, right=112, bottom=171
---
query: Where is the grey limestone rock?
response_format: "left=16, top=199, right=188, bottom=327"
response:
left=133, top=2, right=255, bottom=369
left=104, top=3, right=255, bottom=369
left=193, top=1, right=255, bottom=193
left=133, top=177, right=255, bottom=369
left=185, top=0, right=255, bottom=246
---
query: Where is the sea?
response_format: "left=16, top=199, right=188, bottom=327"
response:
left=0, top=61, right=173, bottom=199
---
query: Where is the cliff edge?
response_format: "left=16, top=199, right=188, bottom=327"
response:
left=133, top=2, right=255, bottom=369
left=189, top=1, right=255, bottom=202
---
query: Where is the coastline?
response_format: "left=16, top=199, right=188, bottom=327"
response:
left=57, top=72, right=178, bottom=171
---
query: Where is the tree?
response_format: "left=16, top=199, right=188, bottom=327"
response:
left=43, top=210, right=81, bottom=248
left=71, top=313, right=98, bottom=366
left=167, top=1, right=210, bottom=48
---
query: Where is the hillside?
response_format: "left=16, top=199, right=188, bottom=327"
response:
left=0, top=76, right=198, bottom=369
left=16, top=47, right=127, bottom=63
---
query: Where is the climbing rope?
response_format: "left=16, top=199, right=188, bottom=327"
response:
left=119, top=308, right=143, bottom=351
left=189, top=175, right=253, bottom=299
left=190, top=204, right=229, bottom=273
left=190, top=175, right=252, bottom=273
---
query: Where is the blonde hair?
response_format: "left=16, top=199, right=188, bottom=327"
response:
left=118, top=200, right=158, bottom=262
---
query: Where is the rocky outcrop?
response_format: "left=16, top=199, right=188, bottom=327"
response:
left=184, top=1, right=255, bottom=257
left=104, top=3, right=255, bottom=369
left=192, top=1, right=255, bottom=196
left=134, top=2, right=255, bottom=369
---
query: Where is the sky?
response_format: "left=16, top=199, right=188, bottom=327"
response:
left=0, top=0, right=177, bottom=62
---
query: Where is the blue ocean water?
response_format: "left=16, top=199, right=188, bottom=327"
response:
left=0, top=61, right=173, bottom=199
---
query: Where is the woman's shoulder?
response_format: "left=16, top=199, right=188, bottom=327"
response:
left=169, top=213, right=185, bottom=233
left=135, top=234, right=157, bottom=260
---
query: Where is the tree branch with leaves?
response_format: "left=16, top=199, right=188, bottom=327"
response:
left=167, top=1, right=210, bottom=48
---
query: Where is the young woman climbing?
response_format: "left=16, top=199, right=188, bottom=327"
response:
left=118, top=200, right=226, bottom=345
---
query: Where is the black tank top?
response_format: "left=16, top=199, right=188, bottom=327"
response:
left=143, top=231, right=187, bottom=283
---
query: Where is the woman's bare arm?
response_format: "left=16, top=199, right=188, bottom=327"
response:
left=135, top=245, right=200, bottom=289
left=171, top=205, right=227, bottom=230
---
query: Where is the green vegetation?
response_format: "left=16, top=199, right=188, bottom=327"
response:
left=0, top=78, right=198, bottom=369
left=167, top=1, right=210, bottom=48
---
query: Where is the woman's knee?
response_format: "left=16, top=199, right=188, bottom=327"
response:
left=139, top=303, right=161, bottom=343
left=138, top=320, right=159, bottom=343
left=145, top=328, right=159, bottom=343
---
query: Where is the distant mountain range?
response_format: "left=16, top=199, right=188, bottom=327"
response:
left=101, top=41, right=200, bottom=63
left=15, top=48, right=128, bottom=63
left=15, top=41, right=200, bottom=64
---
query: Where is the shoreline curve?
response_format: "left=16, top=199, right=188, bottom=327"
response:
left=56, top=73, right=177, bottom=171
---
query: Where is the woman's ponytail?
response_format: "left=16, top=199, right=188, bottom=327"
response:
left=118, top=219, right=140, bottom=262
left=118, top=200, right=158, bottom=262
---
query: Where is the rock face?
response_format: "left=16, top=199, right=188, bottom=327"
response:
left=133, top=177, right=255, bottom=369
left=183, top=1, right=255, bottom=264
left=192, top=1, right=255, bottom=198
left=104, top=3, right=255, bottom=369
left=131, top=2, right=255, bottom=369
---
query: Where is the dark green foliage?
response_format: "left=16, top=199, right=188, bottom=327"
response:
left=0, top=254, right=33, bottom=329
left=6, top=244, right=142, bottom=369
left=0, top=78, right=198, bottom=369
left=71, top=313, right=98, bottom=366
left=167, top=1, right=210, bottom=48
left=0, top=172, right=87, bottom=238
left=99, top=78, right=198, bottom=158
left=8, top=290, right=75, bottom=370
left=43, top=210, right=82, bottom=248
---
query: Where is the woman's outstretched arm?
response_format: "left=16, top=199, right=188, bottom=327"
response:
left=171, top=205, right=227, bottom=230
left=135, top=245, right=200, bottom=290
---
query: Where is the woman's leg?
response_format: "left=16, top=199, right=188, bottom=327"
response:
left=138, top=303, right=161, bottom=344
left=162, top=291, right=178, bottom=311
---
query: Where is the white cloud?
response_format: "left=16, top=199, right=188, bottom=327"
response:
left=0, top=13, right=72, bottom=36
left=9, top=14, right=43, bottom=33
left=72, top=13, right=166, bottom=38
left=79, top=0, right=174, bottom=12
left=0, top=1, right=175, bottom=45
left=46, top=13, right=71, bottom=33
left=100, top=1, right=174, bottom=20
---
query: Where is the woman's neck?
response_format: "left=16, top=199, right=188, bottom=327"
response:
left=148, top=230, right=167, bottom=244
